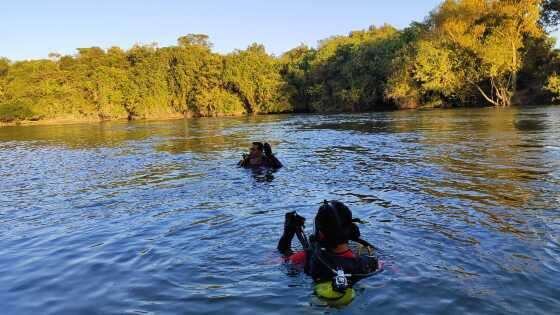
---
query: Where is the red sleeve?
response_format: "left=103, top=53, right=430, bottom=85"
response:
left=287, top=251, right=307, bottom=266
left=287, top=249, right=354, bottom=265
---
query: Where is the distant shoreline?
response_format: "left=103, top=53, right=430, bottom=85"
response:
left=0, top=110, right=265, bottom=127
left=4, top=104, right=558, bottom=128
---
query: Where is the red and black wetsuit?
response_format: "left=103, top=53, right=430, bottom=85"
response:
left=278, top=230, right=379, bottom=283
left=287, top=249, right=355, bottom=266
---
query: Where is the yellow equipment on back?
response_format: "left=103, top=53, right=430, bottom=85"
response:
left=314, top=282, right=355, bottom=306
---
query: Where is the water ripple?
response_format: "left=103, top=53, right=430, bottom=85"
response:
left=1, top=107, right=559, bottom=314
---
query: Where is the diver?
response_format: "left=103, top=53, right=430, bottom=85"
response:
left=277, top=201, right=382, bottom=302
left=238, top=142, right=283, bottom=168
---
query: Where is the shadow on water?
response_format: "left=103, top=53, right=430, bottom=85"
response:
left=0, top=121, right=156, bottom=148
left=301, top=115, right=397, bottom=134
left=0, top=114, right=289, bottom=151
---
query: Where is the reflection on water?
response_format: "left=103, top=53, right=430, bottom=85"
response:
left=0, top=107, right=559, bottom=314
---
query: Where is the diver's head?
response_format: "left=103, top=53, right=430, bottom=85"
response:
left=250, top=142, right=264, bottom=157
left=314, top=201, right=360, bottom=249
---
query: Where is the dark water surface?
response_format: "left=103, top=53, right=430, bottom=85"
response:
left=1, top=107, right=559, bottom=314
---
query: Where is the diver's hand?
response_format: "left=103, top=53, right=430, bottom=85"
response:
left=264, top=143, right=273, bottom=156
left=284, top=211, right=305, bottom=232
left=278, top=212, right=303, bottom=255
left=238, top=153, right=249, bottom=167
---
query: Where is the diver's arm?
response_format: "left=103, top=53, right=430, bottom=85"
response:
left=277, top=229, right=296, bottom=256
left=277, top=212, right=305, bottom=256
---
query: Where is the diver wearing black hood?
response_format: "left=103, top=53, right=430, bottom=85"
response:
left=277, top=201, right=381, bottom=286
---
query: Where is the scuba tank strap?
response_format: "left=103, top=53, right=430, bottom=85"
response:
left=295, top=226, right=310, bottom=250
left=293, top=225, right=314, bottom=273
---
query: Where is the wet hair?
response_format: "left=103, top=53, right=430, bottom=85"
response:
left=252, top=142, right=264, bottom=152
left=314, top=201, right=360, bottom=248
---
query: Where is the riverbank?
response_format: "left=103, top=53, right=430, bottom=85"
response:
left=3, top=104, right=559, bottom=128
left=0, top=110, right=250, bottom=127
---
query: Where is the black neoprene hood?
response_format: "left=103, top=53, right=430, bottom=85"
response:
left=314, top=201, right=355, bottom=247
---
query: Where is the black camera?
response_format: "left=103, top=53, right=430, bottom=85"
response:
left=285, top=211, right=305, bottom=229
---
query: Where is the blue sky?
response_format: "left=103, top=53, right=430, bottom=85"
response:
left=0, top=0, right=556, bottom=60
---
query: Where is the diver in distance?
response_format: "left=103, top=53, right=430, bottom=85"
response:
left=278, top=201, right=382, bottom=304
left=238, top=142, right=283, bottom=168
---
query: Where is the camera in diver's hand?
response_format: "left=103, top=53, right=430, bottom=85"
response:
left=332, top=269, right=349, bottom=293
left=285, top=211, right=306, bottom=230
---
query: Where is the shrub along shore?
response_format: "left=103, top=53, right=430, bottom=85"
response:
left=2, top=0, right=560, bottom=126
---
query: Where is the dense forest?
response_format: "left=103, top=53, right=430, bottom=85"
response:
left=2, top=0, right=560, bottom=123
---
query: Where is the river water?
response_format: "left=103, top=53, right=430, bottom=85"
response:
left=0, top=107, right=559, bottom=314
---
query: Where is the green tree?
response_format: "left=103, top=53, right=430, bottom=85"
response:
left=224, top=43, right=292, bottom=114
left=0, top=58, right=10, bottom=77
left=544, top=73, right=560, bottom=99
left=280, top=44, right=315, bottom=112
left=304, top=24, right=404, bottom=112
left=178, top=34, right=213, bottom=48
left=124, top=44, right=172, bottom=119
left=3, top=2, right=560, bottom=124
left=0, top=58, right=9, bottom=103
left=425, top=0, right=543, bottom=106
left=385, top=23, right=431, bottom=108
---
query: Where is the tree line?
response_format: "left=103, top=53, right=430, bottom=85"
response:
left=2, top=0, right=560, bottom=123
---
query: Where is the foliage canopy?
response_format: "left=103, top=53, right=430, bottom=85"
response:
left=2, top=1, right=560, bottom=123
